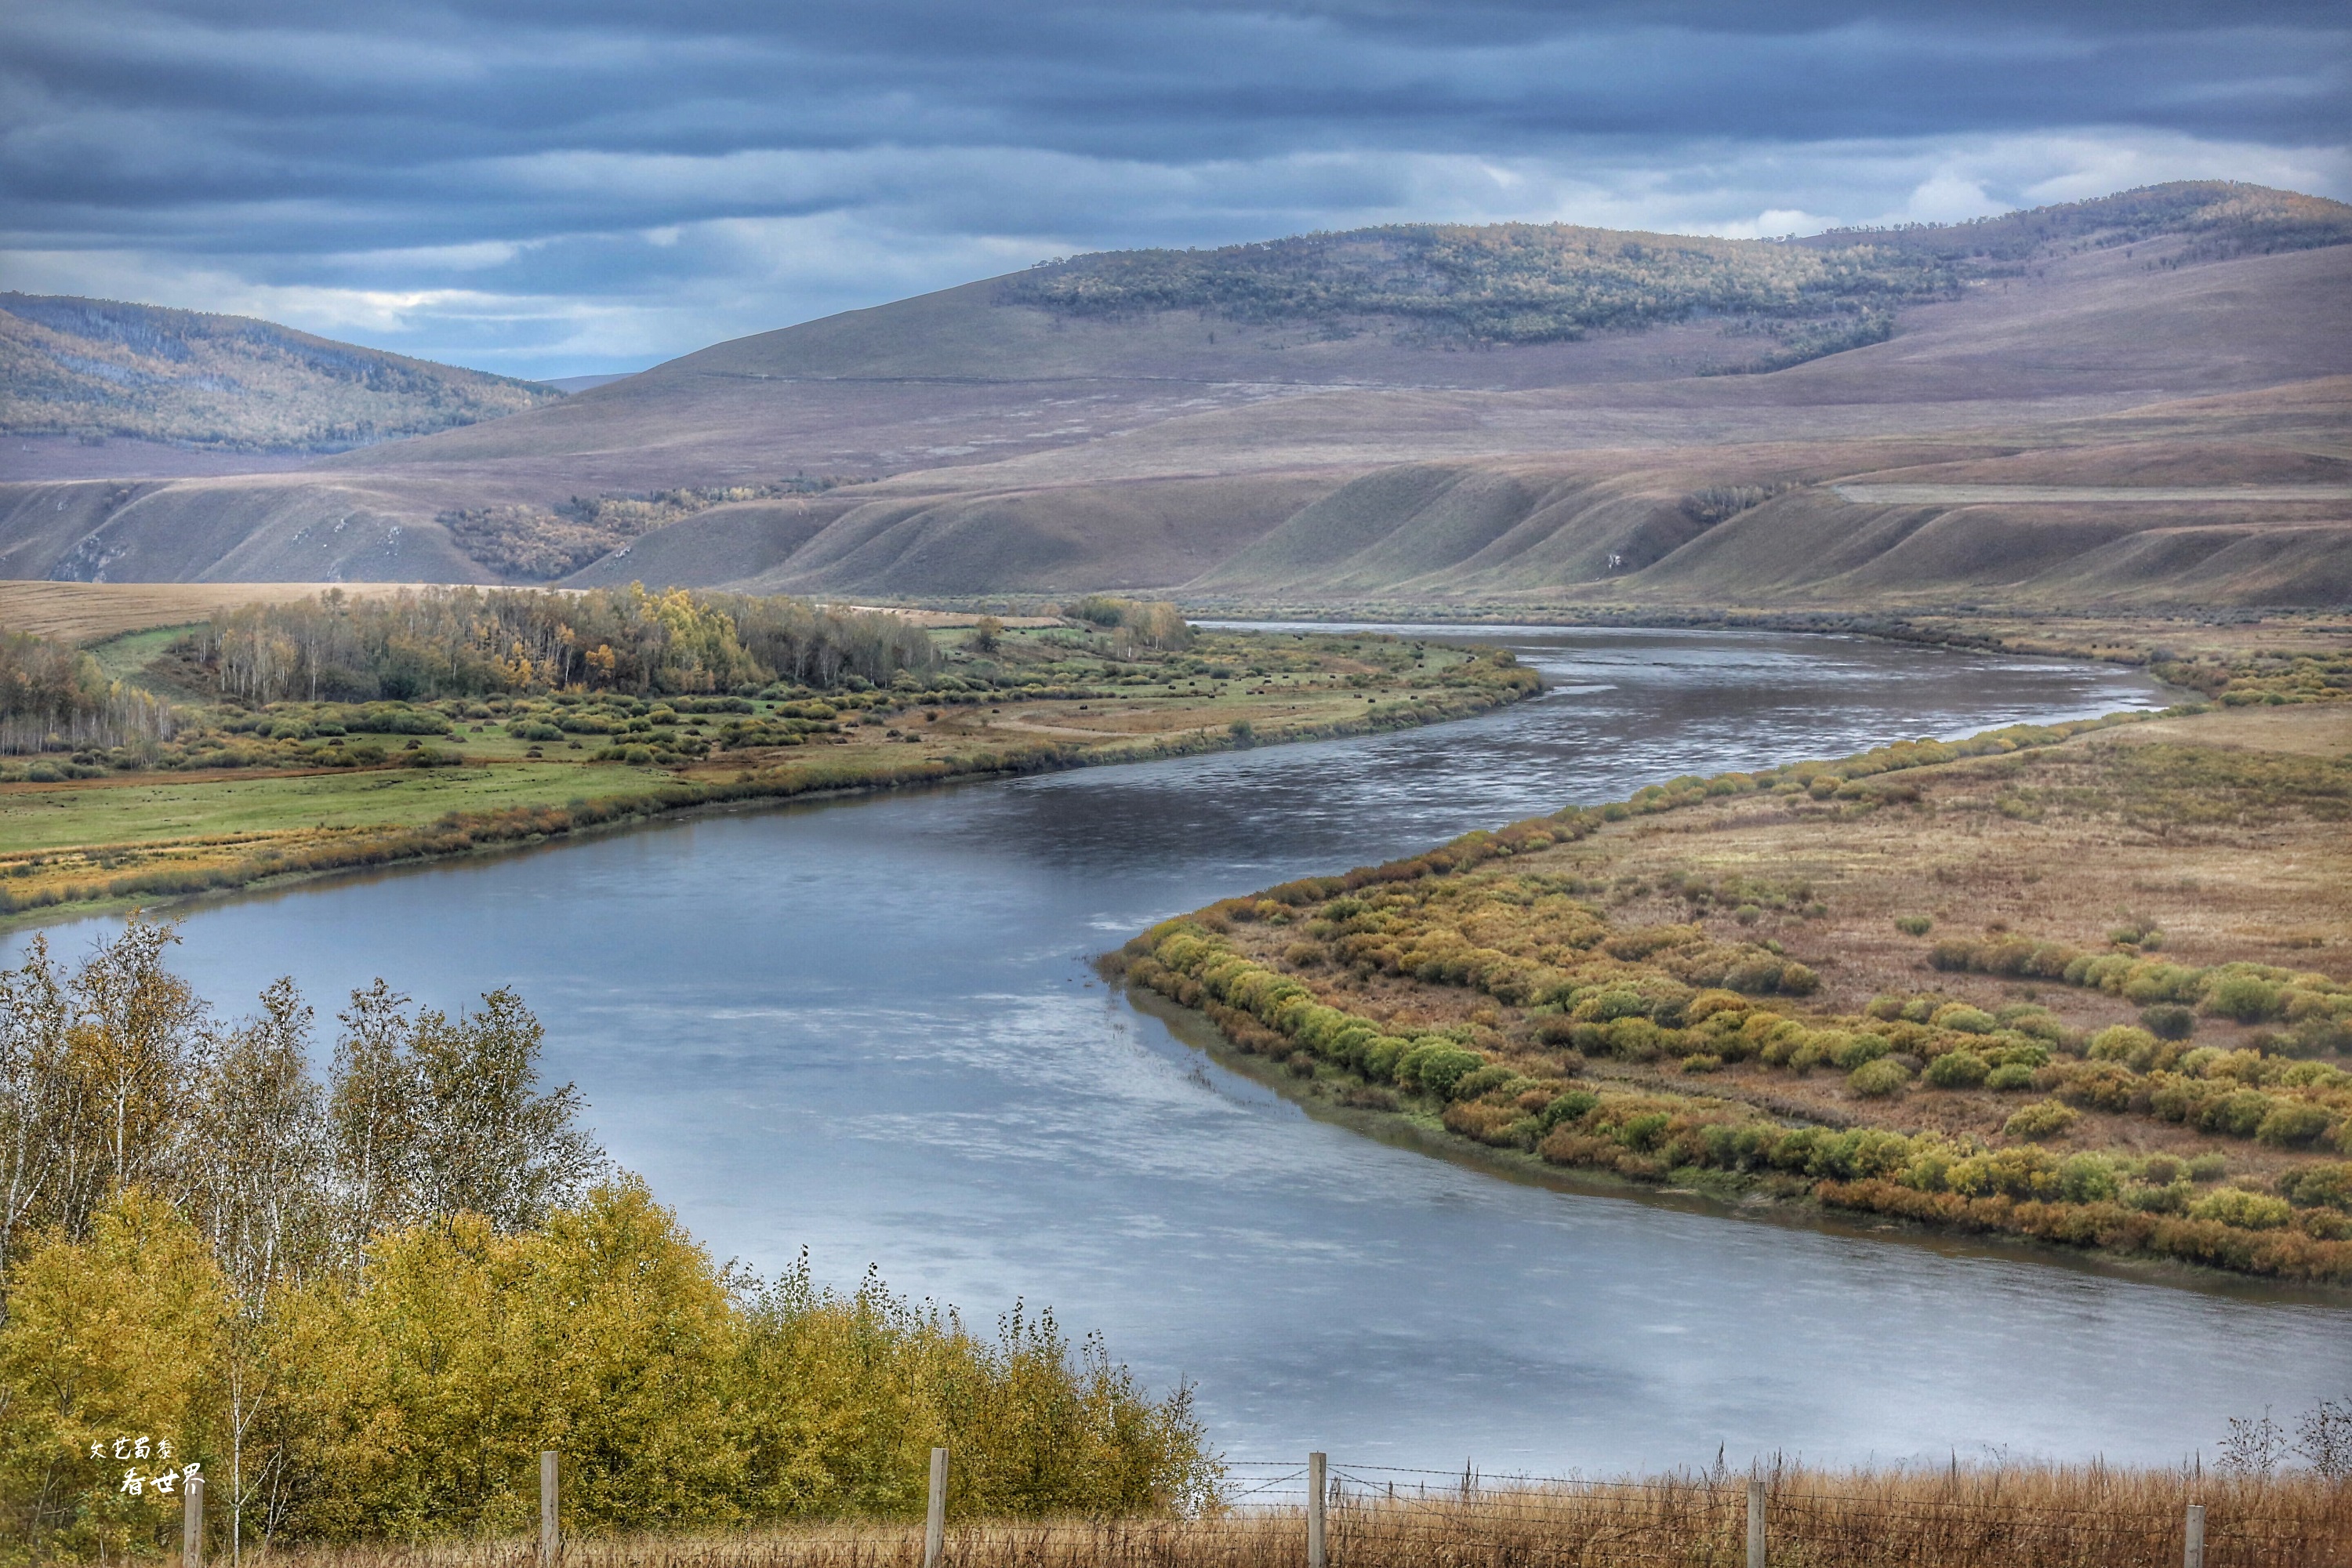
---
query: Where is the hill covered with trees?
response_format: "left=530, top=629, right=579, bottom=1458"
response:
left=0, top=294, right=560, bottom=452
left=997, top=183, right=2351, bottom=358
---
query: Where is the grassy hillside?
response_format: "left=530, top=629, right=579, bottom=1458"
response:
left=0, top=294, right=560, bottom=451
left=3, top=184, right=2348, bottom=604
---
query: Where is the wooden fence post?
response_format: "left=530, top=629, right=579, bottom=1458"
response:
left=183, top=1472, right=204, bottom=1568
left=1308, top=1452, right=1327, bottom=1568
left=540, top=1452, right=559, bottom=1568
left=924, top=1446, right=949, bottom=1568
left=1746, top=1477, right=1765, bottom=1568
left=2183, top=1501, right=2205, bottom=1568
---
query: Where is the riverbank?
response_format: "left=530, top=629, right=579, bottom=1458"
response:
left=1112, top=697, right=2352, bottom=1286
left=1163, top=601, right=2352, bottom=709
left=0, top=620, right=1537, bottom=927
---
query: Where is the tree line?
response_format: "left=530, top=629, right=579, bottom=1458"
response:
left=184, top=586, right=941, bottom=705
left=0, top=923, right=1214, bottom=1559
left=0, top=632, right=177, bottom=757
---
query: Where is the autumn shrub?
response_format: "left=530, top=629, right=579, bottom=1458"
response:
left=2004, top=1101, right=2079, bottom=1141
left=2256, top=1102, right=2336, bottom=1148
left=1848, top=1059, right=1910, bottom=1098
left=2280, top=1163, right=2352, bottom=1210
left=1924, top=1050, right=1991, bottom=1089
left=1829, top=1033, right=1891, bottom=1070
left=2089, top=1025, right=2161, bottom=1071
left=2208, top=974, right=2285, bottom=1023
left=2190, top=1189, right=2292, bottom=1229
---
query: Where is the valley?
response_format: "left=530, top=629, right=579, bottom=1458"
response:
left=0, top=183, right=2343, bottom=615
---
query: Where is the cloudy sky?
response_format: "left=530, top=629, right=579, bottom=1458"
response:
left=4, top=0, right=2347, bottom=377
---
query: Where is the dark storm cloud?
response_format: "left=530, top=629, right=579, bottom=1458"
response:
left=3, top=0, right=2344, bottom=372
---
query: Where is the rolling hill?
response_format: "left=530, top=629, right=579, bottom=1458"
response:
left=0, top=293, right=561, bottom=452
left=1, top=182, right=2347, bottom=611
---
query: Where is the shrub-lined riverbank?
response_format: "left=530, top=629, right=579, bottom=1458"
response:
left=1112, top=701, right=2352, bottom=1284
left=0, top=592, right=1537, bottom=924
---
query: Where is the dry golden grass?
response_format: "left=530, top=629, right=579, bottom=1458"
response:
left=0, top=580, right=421, bottom=644
left=1191, top=700, right=2352, bottom=1212
left=252, top=1468, right=2348, bottom=1568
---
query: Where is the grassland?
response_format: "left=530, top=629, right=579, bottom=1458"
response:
left=1113, top=688, right=2352, bottom=1286
left=217, top=1464, right=2347, bottom=1568
left=0, top=619, right=1535, bottom=925
left=0, top=580, right=416, bottom=644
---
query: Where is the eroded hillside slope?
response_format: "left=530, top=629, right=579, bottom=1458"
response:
left=2, top=183, right=2347, bottom=608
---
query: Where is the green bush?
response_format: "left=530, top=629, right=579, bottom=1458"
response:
left=2201, top=1090, right=2273, bottom=1138
left=2207, top=973, right=2284, bottom=1022
left=2255, top=1101, right=2336, bottom=1148
left=1893, top=915, right=1933, bottom=936
left=2187, top=1152, right=2230, bottom=1181
left=2003, top=1101, right=2079, bottom=1141
left=1985, top=1063, right=2037, bottom=1091
left=2059, top=1154, right=2120, bottom=1203
left=2089, top=1025, right=2161, bottom=1071
left=2123, top=1181, right=2190, bottom=1214
left=1829, top=1033, right=1892, bottom=1070
left=1848, top=1058, right=1911, bottom=1098
left=1539, top=1091, right=1599, bottom=1131
left=1448, top=1063, right=1519, bottom=1102
left=1397, top=1040, right=1486, bottom=1098
left=1930, top=1004, right=1997, bottom=1035
left=2279, top=1163, right=2352, bottom=1211
left=2140, top=1004, right=2197, bottom=1040
left=2189, top=1188, right=2292, bottom=1229
left=1925, top=1049, right=1991, bottom=1089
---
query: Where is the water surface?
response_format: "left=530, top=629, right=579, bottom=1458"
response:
left=16, top=627, right=2346, bottom=1470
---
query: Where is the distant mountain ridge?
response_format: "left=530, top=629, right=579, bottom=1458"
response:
left=998, top=183, right=2352, bottom=354
left=0, top=294, right=561, bottom=452
left=1, top=181, right=2348, bottom=608
left=1805, top=182, right=2352, bottom=264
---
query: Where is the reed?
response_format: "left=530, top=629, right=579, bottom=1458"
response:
left=244, top=1465, right=2350, bottom=1568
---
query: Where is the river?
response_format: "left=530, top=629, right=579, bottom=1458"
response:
left=13, top=626, right=2349, bottom=1472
